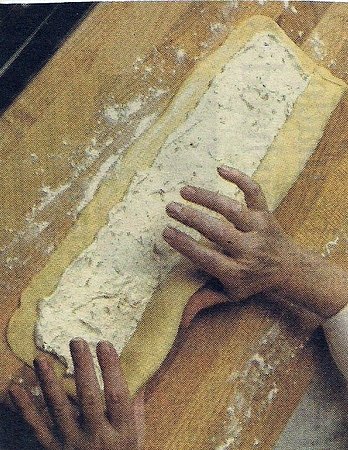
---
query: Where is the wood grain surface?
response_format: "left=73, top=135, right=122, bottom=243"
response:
left=0, top=2, right=347, bottom=449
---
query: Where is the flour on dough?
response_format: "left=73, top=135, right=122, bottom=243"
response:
left=36, top=33, right=309, bottom=377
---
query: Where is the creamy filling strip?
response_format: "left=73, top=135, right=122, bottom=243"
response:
left=36, top=33, right=309, bottom=375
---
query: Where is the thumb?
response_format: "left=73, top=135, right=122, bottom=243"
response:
left=133, top=388, right=145, bottom=449
left=181, top=287, right=230, bottom=328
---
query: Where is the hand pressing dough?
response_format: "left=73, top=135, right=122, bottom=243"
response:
left=8, top=16, right=346, bottom=395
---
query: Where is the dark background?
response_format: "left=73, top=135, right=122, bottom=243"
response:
left=0, top=3, right=95, bottom=115
left=0, top=3, right=95, bottom=448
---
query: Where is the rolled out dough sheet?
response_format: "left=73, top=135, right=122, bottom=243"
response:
left=8, top=16, right=347, bottom=396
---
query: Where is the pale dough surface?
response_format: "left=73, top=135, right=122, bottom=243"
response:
left=36, top=31, right=310, bottom=379
left=8, top=16, right=346, bottom=396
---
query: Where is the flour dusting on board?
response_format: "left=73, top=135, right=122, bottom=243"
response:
left=103, top=96, right=143, bottom=125
left=321, top=236, right=340, bottom=257
left=32, top=184, right=70, bottom=216
left=22, top=183, right=70, bottom=234
left=36, top=33, right=309, bottom=379
left=176, top=48, right=187, bottom=64
left=222, top=0, right=292, bottom=10
left=76, top=153, right=120, bottom=214
left=76, top=111, right=159, bottom=215
left=309, top=32, right=327, bottom=61
left=215, top=322, right=307, bottom=449
left=210, top=23, right=226, bottom=33
left=321, top=230, right=348, bottom=258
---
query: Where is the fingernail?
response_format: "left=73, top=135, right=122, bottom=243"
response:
left=166, top=202, right=183, bottom=216
left=163, top=226, right=177, bottom=240
left=34, top=356, right=48, bottom=371
left=8, top=386, right=16, bottom=397
left=8, top=386, right=19, bottom=401
left=70, top=338, right=86, bottom=352
left=98, top=340, right=113, bottom=353
left=180, top=185, right=196, bottom=196
left=218, top=165, right=237, bottom=174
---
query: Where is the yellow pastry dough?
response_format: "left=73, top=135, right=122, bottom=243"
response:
left=7, top=16, right=347, bottom=396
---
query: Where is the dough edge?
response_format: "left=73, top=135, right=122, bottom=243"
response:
left=7, top=15, right=347, bottom=396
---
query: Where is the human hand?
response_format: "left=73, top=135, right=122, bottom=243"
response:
left=164, top=166, right=304, bottom=319
left=9, top=339, right=144, bottom=450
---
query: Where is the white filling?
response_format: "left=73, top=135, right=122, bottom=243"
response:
left=36, top=33, right=309, bottom=375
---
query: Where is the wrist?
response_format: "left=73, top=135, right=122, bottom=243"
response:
left=269, top=241, right=312, bottom=295
left=270, top=246, right=348, bottom=318
left=280, top=247, right=317, bottom=294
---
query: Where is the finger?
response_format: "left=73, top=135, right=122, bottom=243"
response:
left=96, top=341, right=134, bottom=430
left=182, top=288, right=230, bottom=328
left=133, top=388, right=145, bottom=449
left=70, top=339, right=105, bottom=433
left=166, top=202, right=246, bottom=252
left=7, top=378, right=53, bottom=429
left=217, top=166, right=268, bottom=211
left=9, top=384, right=61, bottom=450
left=163, top=226, right=235, bottom=279
left=34, top=356, right=80, bottom=441
left=180, top=185, right=253, bottom=231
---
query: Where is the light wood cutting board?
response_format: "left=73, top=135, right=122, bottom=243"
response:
left=1, top=2, right=348, bottom=449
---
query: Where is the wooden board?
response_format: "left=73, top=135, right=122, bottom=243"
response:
left=1, top=2, right=348, bottom=449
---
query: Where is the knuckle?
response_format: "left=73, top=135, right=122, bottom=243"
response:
left=250, top=211, right=267, bottom=229
left=249, top=181, right=262, bottom=196
left=52, top=406, right=65, bottom=421
left=211, top=258, right=233, bottom=282
left=82, top=392, right=99, bottom=409
left=107, top=390, right=124, bottom=405
left=119, top=435, right=138, bottom=450
left=220, top=197, right=237, bottom=216
left=44, top=378, right=57, bottom=392
left=204, top=190, right=216, bottom=204
left=182, top=209, right=197, bottom=227
left=192, top=210, right=208, bottom=230
left=257, top=216, right=269, bottom=230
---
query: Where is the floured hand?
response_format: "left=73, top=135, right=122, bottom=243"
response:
left=164, top=166, right=307, bottom=323
left=165, top=166, right=348, bottom=321
left=9, top=339, right=144, bottom=450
